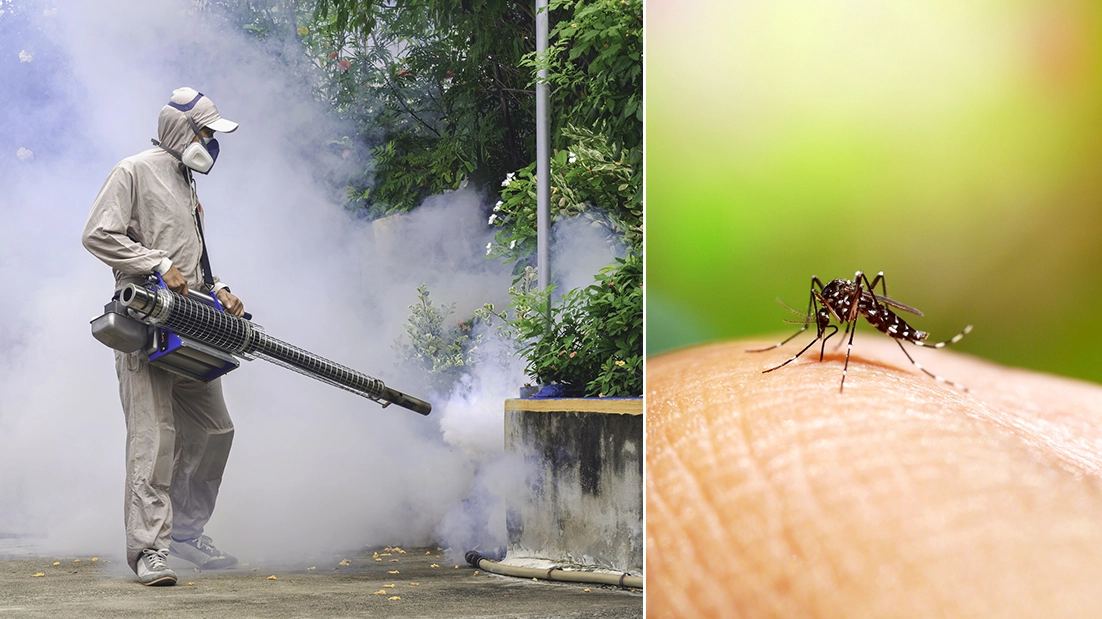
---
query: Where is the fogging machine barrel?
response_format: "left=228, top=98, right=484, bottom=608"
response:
left=116, top=282, right=431, bottom=416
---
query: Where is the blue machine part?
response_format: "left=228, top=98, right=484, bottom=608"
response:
left=146, top=274, right=240, bottom=382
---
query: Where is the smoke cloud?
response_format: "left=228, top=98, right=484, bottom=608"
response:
left=0, top=0, right=620, bottom=565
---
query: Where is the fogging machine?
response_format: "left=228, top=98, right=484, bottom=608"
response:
left=90, top=275, right=431, bottom=416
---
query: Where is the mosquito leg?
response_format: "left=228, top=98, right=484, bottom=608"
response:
left=762, top=335, right=822, bottom=373
left=913, top=324, right=973, bottom=349
left=895, top=339, right=969, bottom=391
left=747, top=327, right=807, bottom=353
left=860, top=271, right=887, bottom=299
left=744, top=326, right=806, bottom=350
left=748, top=280, right=820, bottom=353
left=819, top=324, right=838, bottom=361
left=840, top=317, right=859, bottom=393
left=833, top=321, right=850, bottom=350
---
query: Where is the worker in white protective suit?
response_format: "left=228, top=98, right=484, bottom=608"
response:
left=82, top=87, right=245, bottom=586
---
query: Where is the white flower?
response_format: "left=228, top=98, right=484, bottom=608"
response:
left=488, top=213, right=497, bottom=225
left=501, top=172, right=515, bottom=188
left=568, top=152, right=577, bottom=164
left=493, top=201, right=502, bottom=212
left=485, top=242, right=493, bottom=255
left=16, top=147, right=34, bottom=161
left=18, top=50, right=32, bottom=63
left=509, top=240, right=516, bottom=249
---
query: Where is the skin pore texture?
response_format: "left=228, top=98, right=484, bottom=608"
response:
left=646, top=335, right=1102, bottom=618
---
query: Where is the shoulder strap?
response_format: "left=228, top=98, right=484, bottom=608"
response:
left=194, top=205, right=216, bottom=288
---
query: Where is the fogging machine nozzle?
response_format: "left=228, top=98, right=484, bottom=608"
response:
left=92, top=276, right=431, bottom=416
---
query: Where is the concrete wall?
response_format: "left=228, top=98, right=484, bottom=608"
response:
left=504, top=398, right=643, bottom=573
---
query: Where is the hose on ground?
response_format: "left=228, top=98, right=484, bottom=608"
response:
left=464, top=551, right=643, bottom=589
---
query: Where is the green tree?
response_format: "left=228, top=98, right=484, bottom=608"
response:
left=307, top=0, right=538, bottom=216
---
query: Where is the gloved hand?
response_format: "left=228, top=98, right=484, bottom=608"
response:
left=162, top=264, right=189, bottom=296
left=216, top=288, right=245, bottom=317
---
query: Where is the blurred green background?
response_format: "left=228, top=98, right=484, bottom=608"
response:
left=646, top=0, right=1102, bottom=383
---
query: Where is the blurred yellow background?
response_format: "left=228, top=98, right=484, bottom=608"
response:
left=646, top=0, right=1102, bottom=383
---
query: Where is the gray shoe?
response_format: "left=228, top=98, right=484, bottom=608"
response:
left=170, top=535, right=238, bottom=569
left=137, top=549, right=177, bottom=586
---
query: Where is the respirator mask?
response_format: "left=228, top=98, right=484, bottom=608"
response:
left=179, top=117, right=219, bottom=174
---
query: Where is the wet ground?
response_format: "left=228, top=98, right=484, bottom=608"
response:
left=0, top=543, right=642, bottom=618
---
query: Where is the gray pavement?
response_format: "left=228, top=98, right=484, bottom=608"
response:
left=0, top=544, right=642, bottom=618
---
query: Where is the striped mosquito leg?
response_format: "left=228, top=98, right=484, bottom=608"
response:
left=913, top=324, right=973, bottom=349
left=895, top=339, right=969, bottom=391
left=762, top=335, right=822, bottom=373
left=746, top=324, right=809, bottom=353
left=840, top=318, right=858, bottom=393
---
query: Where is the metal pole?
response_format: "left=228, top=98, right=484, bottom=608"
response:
left=535, top=0, right=550, bottom=291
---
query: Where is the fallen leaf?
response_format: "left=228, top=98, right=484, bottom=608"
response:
left=388, top=570, right=399, bottom=574
left=266, top=575, right=278, bottom=580
left=339, top=559, right=352, bottom=566
left=409, top=582, right=420, bottom=586
left=384, top=584, right=395, bottom=588
left=388, top=596, right=401, bottom=601
left=379, top=553, right=391, bottom=557
left=425, top=551, right=431, bottom=555
left=372, top=590, right=386, bottom=595
left=72, top=559, right=81, bottom=563
left=389, top=559, right=399, bottom=563
left=52, top=562, right=60, bottom=566
left=32, top=572, right=44, bottom=577
left=91, top=557, right=99, bottom=563
left=454, top=565, right=460, bottom=569
left=307, top=566, right=316, bottom=571
left=430, top=564, right=439, bottom=568
left=187, top=582, right=195, bottom=586
left=474, top=571, right=479, bottom=576
left=584, top=588, right=591, bottom=593
left=374, top=559, right=382, bottom=562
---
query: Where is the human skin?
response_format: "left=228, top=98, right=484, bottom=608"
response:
left=646, top=335, right=1102, bottom=618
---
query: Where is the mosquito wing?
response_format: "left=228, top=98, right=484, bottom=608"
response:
left=868, top=292, right=924, bottom=316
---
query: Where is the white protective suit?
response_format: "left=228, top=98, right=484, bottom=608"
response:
left=82, top=88, right=239, bottom=573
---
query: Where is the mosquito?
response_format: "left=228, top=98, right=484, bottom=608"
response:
left=748, top=271, right=973, bottom=392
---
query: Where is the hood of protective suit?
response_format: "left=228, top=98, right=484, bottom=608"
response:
left=156, top=87, right=238, bottom=153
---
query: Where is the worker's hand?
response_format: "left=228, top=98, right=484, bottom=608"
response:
left=647, top=335, right=1102, bottom=618
left=161, top=264, right=188, bottom=296
left=216, top=288, right=244, bottom=317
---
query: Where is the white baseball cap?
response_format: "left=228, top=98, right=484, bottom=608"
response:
left=167, top=87, right=239, bottom=133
